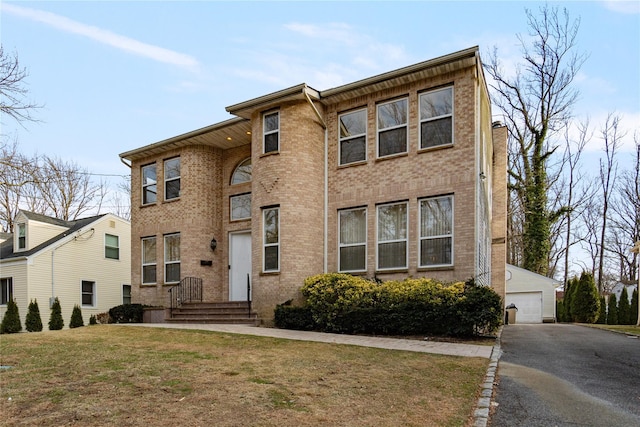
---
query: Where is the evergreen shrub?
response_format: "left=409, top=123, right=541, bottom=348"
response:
left=0, top=299, right=22, bottom=334
left=595, top=296, right=606, bottom=324
left=570, top=272, right=600, bottom=323
left=25, top=299, right=43, bottom=332
left=49, top=297, right=64, bottom=330
left=631, top=289, right=638, bottom=326
left=108, top=304, right=146, bottom=323
left=89, top=315, right=98, bottom=325
left=69, top=304, right=84, bottom=328
left=606, top=293, right=618, bottom=325
left=618, top=287, right=631, bottom=325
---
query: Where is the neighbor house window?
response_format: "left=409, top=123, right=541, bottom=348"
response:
left=164, top=157, right=181, bottom=200
left=419, top=195, right=453, bottom=267
left=231, top=158, right=252, bottom=184
left=377, top=98, right=408, bottom=158
left=105, top=234, right=120, bottom=260
left=142, top=237, right=157, bottom=284
left=164, top=233, right=181, bottom=283
left=17, top=223, right=26, bottom=250
left=339, top=208, right=367, bottom=272
left=420, top=86, right=453, bottom=149
left=377, top=202, right=408, bottom=270
left=231, top=193, right=252, bottom=221
left=1, top=278, right=13, bottom=305
left=81, top=280, right=95, bottom=306
left=263, top=111, right=279, bottom=154
left=122, top=284, right=132, bottom=305
left=339, top=109, right=367, bottom=165
left=141, top=163, right=157, bottom=205
left=263, top=207, right=279, bottom=272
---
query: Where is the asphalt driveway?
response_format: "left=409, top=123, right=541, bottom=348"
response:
left=490, top=324, right=640, bottom=426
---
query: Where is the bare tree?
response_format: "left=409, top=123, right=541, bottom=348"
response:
left=0, top=45, right=41, bottom=126
left=485, top=5, right=587, bottom=276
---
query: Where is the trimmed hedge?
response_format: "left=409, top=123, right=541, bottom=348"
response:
left=108, top=304, right=147, bottom=323
left=275, top=274, right=502, bottom=337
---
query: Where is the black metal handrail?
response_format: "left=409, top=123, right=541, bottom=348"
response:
left=247, top=273, right=252, bottom=318
left=168, top=277, right=203, bottom=316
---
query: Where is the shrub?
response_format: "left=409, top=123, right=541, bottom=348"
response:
left=49, top=297, right=64, bottom=330
left=96, top=312, right=112, bottom=324
left=618, top=287, right=631, bottom=325
left=631, top=289, right=638, bottom=326
left=556, top=300, right=565, bottom=323
left=274, top=303, right=315, bottom=330
left=570, top=272, right=600, bottom=323
left=595, top=295, right=606, bottom=324
left=563, top=277, right=578, bottom=322
left=25, top=299, right=43, bottom=332
left=69, top=304, right=84, bottom=328
left=606, top=293, right=618, bottom=325
left=89, top=315, right=98, bottom=325
left=108, top=304, right=146, bottom=323
left=0, top=299, right=22, bottom=334
left=450, top=279, right=503, bottom=337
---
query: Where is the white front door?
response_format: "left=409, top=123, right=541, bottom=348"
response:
left=229, top=231, right=252, bottom=301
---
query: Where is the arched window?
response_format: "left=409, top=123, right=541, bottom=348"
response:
left=231, top=158, right=252, bottom=185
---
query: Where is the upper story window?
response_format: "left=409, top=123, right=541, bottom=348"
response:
left=420, top=87, right=453, bottom=149
left=339, top=109, right=367, bottom=165
left=377, top=98, right=408, bottom=158
left=141, top=163, right=157, bottom=205
left=377, top=202, right=408, bottom=270
left=17, top=223, right=26, bottom=250
left=231, top=158, right=252, bottom=184
left=164, top=157, right=181, bottom=200
left=105, top=234, right=120, bottom=260
left=263, top=111, right=280, bottom=154
left=263, top=207, right=280, bottom=272
left=164, top=233, right=181, bottom=283
left=339, top=207, right=367, bottom=272
left=419, top=195, right=453, bottom=267
left=1, top=278, right=13, bottom=305
left=231, top=193, right=252, bottom=221
left=142, top=236, right=157, bottom=284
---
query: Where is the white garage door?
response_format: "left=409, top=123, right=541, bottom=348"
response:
left=506, top=292, right=543, bottom=323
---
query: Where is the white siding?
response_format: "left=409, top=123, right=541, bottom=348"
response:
left=506, top=264, right=558, bottom=323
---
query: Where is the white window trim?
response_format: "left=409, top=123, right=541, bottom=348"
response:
left=141, top=236, right=157, bottom=284
left=419, top=86, right=454, bottom=149
left=262, top=207, right=280, bottom=272
left=418, top=195, right=454, bottom=268
left=164, top=233, right=181, bottom=284
left=81, top=279, right=96, bottom=307
left=164, top=157, right=181, bottom=200
left=1, top=277, right=13, bottom=305
left=16, top=223, right=26, bottom=251
left=263, top=111, right=280, bottom=154
left=338, top=108, right=368, bottom=166
left=376, top=202, right=408, bottom=271
left=230, top=193, right=252, bottom=221
left=338, top=207, right=367, bottom=273
left=105, top=233, right=120, bottom=260
left=141, top=163, right=157, bottom=205
left=376, top=98, right=408, bottom=159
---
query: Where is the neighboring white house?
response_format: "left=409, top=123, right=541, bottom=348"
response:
left=609, top=282, right=637, bottom=303
left=0, top=210, right=131, bottom=329
left=505, top=264, right=559, bottom=323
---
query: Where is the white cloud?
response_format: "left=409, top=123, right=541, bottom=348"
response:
left=602, top=0, right=640, bottom=14
left=2, top=3, right=200, bottom=71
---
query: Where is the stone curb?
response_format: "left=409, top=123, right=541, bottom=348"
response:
left=472, top=326, right=503, bottom=427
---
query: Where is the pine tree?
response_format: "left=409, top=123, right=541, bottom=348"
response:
left=69, top=304, right=84, bottom=328
left=25, top=299, right=43, bottom=332
left=570, top=272, right=600, bottom=323
left=556, top=300, right=565, bottom=323
left=618, top=287, right=631, bottom=325
left=631, top=289, right=638, bottom=326
left=595, top=295, right=607, bottom=324
left=0, top=299, right=22, bottom=334
left=606, top=293, right=618, bottom=325
left=48, top=297, right=64, bottom=330
left=563, top=277, right=578, bottom=322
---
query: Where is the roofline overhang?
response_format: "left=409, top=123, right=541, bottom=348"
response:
left=226, top=83, right=320, bottom=119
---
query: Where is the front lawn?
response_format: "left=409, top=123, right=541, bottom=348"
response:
left=0, top=325, right=487, bottom=426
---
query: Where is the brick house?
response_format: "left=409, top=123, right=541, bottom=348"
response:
left=119, top=46, right=507, bottom=324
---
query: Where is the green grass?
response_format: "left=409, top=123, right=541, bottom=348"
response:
left=586, top=324, right=640, bottom=335
left=0, top=325, right=488, bottom=426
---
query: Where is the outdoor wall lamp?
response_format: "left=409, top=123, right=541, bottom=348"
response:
left=210, top=238, right=217, bottom=251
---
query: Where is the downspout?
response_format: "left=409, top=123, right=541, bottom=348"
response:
left=302, top=87, right=329, bottom=273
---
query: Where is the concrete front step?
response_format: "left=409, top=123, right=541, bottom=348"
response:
left=167, top=301, right=259, bottom=325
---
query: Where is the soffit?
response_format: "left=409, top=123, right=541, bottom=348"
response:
left=120, top=117, right=252, bottom=162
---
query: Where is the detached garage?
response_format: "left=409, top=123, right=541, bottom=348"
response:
left=506, top=264, right=559, bottom=323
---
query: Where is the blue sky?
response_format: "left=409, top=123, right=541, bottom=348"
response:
left=1, top=0, right=639, bottom=187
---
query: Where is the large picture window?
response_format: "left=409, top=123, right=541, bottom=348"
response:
left=377, top=98, right=408, bottom=158
left=339, top=208, right=367, bottom=272
left=339, top=109, right=367, bottom=165
left=81, top=280, right=95, bottom=306
left=263, top=111, right=279, bottom=154
left=377, top=202, right=408, bottom=270
left=419, top=195, right=453, bottom=267
left=164, top=157, right=181, bottom=200
left=231, top=193, right=252, bottom=221
left=141, top=163, right=157, bottom=205
left=1, top=278, right=13, bottom=305
left=164, top=233, right=181, bottom=283
left=263, top=207, right=279, bottom=272
left=142, top=237, right=157, bottom=284
left=420, top=87, right=453, bottom=149
left=105, top=234, right=119, bottom=260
